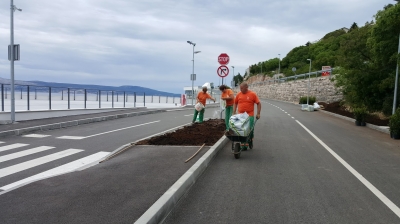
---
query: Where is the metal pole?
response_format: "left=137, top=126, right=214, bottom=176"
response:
left=144, top=92, right=145, bottom=107
left=27, top=85, right=29, bottom=110
left=393, top=33, right=400, bottom=114
left=307, top=59, right=312, bottom=105
left=278, top=54, right=281, bottom=74
left=123, top=91, right=125, bottom=108
left=192, top=44, right=194, bottom=105
left=112, top=91, right=114, bottom=108
left=99, top=90, right=101, bottom=108
left=49, top=87, right=51, bottom=110
left=134, top=92, right=136, bottom=107
left=1, top=84, right=3, bottom=111
left=67, top=88, right=70, bottom=109
left=84, top=89, right=87, bottom=109
left=10, top=0, right=15, bottom=122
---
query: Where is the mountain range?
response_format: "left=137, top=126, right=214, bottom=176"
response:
left=0, top=78, right=181, bottom=97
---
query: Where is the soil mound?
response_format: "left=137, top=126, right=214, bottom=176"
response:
left=136, top=119, right=225, bottom=146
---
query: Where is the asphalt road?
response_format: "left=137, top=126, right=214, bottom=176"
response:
left=0, top=107, right=220, bottom=192
left=163, top=99, right=400, bottom=224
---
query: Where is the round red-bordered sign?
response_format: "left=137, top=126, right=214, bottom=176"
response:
left=217, top=65, right=229, bottom=77
left=218, top=53, right=230, bottom=65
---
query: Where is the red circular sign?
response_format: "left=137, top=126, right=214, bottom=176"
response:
left=218, top=53, right=230, bottom=65
left=217, top=65, right=229, bottom=77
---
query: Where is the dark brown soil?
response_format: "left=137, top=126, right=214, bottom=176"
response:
left=136, top=119, right=226, bottom=146
left=318, top=102, right=389, bottom=126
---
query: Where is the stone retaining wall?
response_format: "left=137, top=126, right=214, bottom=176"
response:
left=236, top=76, right=343, bottom=104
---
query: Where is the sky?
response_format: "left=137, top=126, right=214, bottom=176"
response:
left=0, top=0, right=395, bottom=94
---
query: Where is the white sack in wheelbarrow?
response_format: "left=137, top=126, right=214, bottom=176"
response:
left=195, top=102, right=204, bottom=112
left=228, top=112, right=251, bottom=136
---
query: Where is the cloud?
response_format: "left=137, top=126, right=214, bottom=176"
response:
left=0, top=0, right=393, bottom=94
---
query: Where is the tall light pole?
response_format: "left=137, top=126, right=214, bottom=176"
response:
left=231, top=66, right=235, bottom=87
left=307, top=59, right=312, bottom=105
left=392, top=33, right=400, bottom=114
left=187, top=41, right=200, bottom=105
left=278, top=54, right=281, bottom=74
left=10, top=0, right=22, bottom=123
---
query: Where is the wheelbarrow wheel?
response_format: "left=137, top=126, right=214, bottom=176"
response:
left=234, top=142, right=241, bottom=159
left=249, top=139, right=253, bottom=149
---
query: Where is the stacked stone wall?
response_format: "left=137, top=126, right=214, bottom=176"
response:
left=234, top=76, right=343, bottom=103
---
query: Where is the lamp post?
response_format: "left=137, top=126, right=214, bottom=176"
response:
left=278, top=54, right=281, bottom=74
left=187, top=41, right=201, bottom=105
left=231, top=66, right=235, bottom=84
left=10, top=0, right=22, bottom=123
left=392, top=33, right=400, bottom=114
left=307, top=59, right=312, bottom=105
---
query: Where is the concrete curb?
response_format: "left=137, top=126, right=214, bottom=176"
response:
left=0, top=109, right=169, bottom=138
left=318, top=109, right=390, bottom=134
left=134, top=136, right=229, bottom=224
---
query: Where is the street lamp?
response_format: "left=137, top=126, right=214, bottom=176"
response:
left=10, top=0, right=22, bottom=123
left=307, top=59, right=312, bottom=105
left=392, top=33, right=400, bottom=114
left=278, top=54, right=281, bottom=74
left=187, top=41, right=201, bottom=105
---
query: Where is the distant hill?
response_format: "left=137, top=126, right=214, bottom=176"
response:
left=0, top=78, right=180, bottom=97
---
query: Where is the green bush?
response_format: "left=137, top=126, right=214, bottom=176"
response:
left=299, top=96, right=316, bottom=105
left=389, top=108, right=400, bottom=135
left=353, top=107, right=367, bottom=122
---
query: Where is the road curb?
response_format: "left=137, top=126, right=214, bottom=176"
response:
left=0, top=109, right=169, bottom=138
left=134, top=136, right=229, bottom=224
left=318, top=109, right=390, bottom=134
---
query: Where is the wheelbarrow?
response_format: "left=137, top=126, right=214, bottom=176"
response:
left=224, top=119, right=257, bottom=159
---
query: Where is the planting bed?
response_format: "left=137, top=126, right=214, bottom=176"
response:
left=136, top=119, right=226, bottom=146
left=319, top=102, right=389, bottom=126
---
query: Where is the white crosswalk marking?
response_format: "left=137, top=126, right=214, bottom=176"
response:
left=22, top=134, right=51, bottom=138
left=0, top=151, right=110, bottom=191
left=0, top=143, right=29, bottom=153
left=0, top=149, right=83, bottom=179
left=57, top=136, right=86, bottom=140
left=0, top=146, right=55, bottom=163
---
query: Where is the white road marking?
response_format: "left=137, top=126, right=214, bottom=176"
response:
left=184, top=114, right=192, bottom=116
left=0, top=151, right=109, bottom=191
left=56, top=121, right=160, bottom=140
left=292, top=117, right=295, bottom=119
left=296, top=120, right=400, bottom=218
left=0, top=146, right=55, bottom=163
left=0, top=143, right=29, bottom=153
left=57, top=136, right=86, bottom=140
left=22, top=134, right=51, bottom=138
left=0, top=141, right=4, bottom=144
left=0, top=149, right=83, bottom=179
left=85, top=120, right=160, bottom=138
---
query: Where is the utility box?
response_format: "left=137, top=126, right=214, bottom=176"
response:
left=308, top=105, right=314, bottom=112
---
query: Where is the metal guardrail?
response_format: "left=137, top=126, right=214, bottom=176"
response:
left=247, top=69, right=334, bottom=87
left=0, top=83, right=183, bottom=112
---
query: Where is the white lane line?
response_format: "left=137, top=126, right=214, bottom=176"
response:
left=22, top=134, right=51, bottom=138
left=0, top=141, right=4, bottom=144
left=57, top=136, right=86, bottom=140
left=0, top=149, right=83, bottom=179
left=85, top=120, right=160, bottom=138
left=296, top=120, right=400, bottom=218
left=0, top=146, right=55, bottom=163
left=56, top=120, right=160, bottom=140
left=0, top=143, right=29, bottom=153
left=0, top=151, right=109, bottom=191
left=184, top=114, right=192, bottom=116
left=292, top=117, right=295, bottom=119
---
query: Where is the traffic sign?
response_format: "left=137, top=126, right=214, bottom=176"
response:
left=322, top=66, right=331, bottom=76
left=217, top=65, right=229, bottom=77
left=218, top=53, right=229, bottom=65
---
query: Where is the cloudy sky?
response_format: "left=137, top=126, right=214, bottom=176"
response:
left=0, top=0, right=394, bottom=94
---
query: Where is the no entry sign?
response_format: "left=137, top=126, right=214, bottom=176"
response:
left=217, top=65, right=229, bottom=77
left=218, top=53, right=229, bottom=65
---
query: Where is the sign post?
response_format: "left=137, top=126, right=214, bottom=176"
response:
left=218, top=53, right=230, bottom=84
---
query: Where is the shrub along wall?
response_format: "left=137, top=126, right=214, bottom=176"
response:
left=236, top=76, right=343, bottom=104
